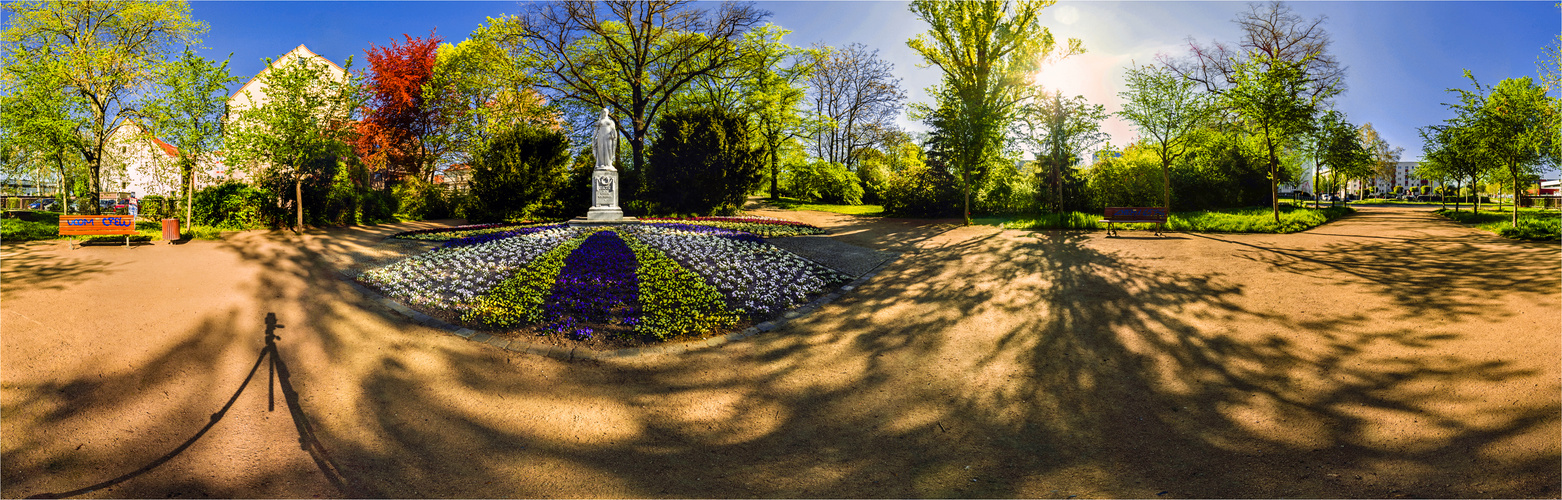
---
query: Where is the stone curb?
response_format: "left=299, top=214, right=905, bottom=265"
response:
left=338, top=251, right=901, bottom=362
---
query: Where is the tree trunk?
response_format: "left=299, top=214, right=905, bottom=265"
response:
left=962, top=167, right=971, bottom=227
left=769, top=147, right=780, bottom=201
left=186, top=169, right=195, bottom=235
left=1162, top=157, right=1172, bottom=215
left=295, top=178, right=303, bottom=230
left=1511, top=168, right=1520, bottom=227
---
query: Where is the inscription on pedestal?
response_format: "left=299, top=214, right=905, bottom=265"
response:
left=592, top=170, right=618, bottom=208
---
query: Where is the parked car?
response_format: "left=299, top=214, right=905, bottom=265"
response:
left=28, top=198, right=57, bottom=211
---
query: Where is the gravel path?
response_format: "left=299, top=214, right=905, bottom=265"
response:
left=3, top=206, right=1557, bottom=498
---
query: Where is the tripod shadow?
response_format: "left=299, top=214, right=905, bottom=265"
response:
left=28, top=313, right=350, bottom=498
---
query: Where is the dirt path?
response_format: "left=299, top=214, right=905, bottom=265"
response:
left=3, top=207, right=1557, bottom=498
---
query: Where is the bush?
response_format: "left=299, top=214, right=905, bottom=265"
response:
left=644, top=107, right=764, bottom=216
left=1085, top=153, right=1161, bottom=211
left=320, top=164, right=396, bottom=226
left=1, top=218, right=58, bottom=241
left=786, top=160, right=862, bottom=205
left=1498, top=218, right=1561, bottom=241
left=880, top=162, right=960, bottom=217
left=137, top=195, right=181, bottom=220
left=393, top=178, right=452, bottom=221
left=471, top=125, right=572, bottom=222
left=193, top=181, right=281, bottom=229
left=964, top=157, right=1039, bottom=215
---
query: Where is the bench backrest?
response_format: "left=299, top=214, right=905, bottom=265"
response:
left=59, top=215, right=137, bottom=236
left=1103, top=207, right=1168, bottom=222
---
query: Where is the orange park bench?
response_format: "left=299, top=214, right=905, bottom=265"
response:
left=1100, top=207, right=1168, bottom=237
left=59, top=215, right=137, bottom=248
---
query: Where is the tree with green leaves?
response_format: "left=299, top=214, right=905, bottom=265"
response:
left=485, top=0, right=768, bottom=178
left=140, top=48, right=240, bottom=229
left=1306, top=110, right=1369, bottom=207
left=470, top=124, right=571, bottom=221
left=1225, top=52, right=1334, bottom=222
left=681, top=24, right=821, bottom=201
left=645, top=106, right=764, bottom=215
left=1453, top=73, right=1557, bottom=226
left=907, top=0, right=1081, bottom=225
left=1419, top=118, right=1492, bottom=213
left=1117, top=63, right=1216, bottom=213
left=225, top=55, right=360, bottom=230
left=1019, top=90, right=1107, bottom=221
left=1356, top=122, right=1404, bottom=197
left=2, top=0, right=206, bottom=214
left=0, top=56, right=88, bottom=211
left=429, top=36, right=560, bottom=170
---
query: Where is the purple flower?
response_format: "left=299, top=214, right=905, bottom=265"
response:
left=542, top=231, right=640, bottom=325
left=443, top=224, right=567, bottom=249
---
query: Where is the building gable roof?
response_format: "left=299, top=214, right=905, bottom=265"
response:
left=230, top=44, right=347, bottom=100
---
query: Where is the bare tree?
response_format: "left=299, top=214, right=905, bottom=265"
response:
left=805, top=43, right=907, bottom=170
left=486, top=0, right=768, bottom=174
left=1158, top=1, right=1346, bottom=101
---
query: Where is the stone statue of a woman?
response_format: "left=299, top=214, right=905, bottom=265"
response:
left=593, top=107, right=617, bottom=170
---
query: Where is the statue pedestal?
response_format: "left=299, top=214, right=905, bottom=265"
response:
left=570, top=168, right=639, bottom=226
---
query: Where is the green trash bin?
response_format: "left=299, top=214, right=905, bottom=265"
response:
left=161, top=218, right=180, bottom=243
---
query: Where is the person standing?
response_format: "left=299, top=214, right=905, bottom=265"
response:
left=128, top=193, right=139, bottom=219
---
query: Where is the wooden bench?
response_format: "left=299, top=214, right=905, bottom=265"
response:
left=59, top=215, right=137, bottom=248
left=1100, top=207, right=1167, bottom=237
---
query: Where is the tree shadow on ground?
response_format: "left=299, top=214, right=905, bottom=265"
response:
left=0, top=245, right=113, bottom=300
left=307, top=225, right=1556, bottom=497
left=8, top=217, right=1554, bottom=498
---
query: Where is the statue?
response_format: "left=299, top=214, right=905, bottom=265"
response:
left=593, top=107, right=617, bottom=170
left=584, top=107, right=625, bottom=221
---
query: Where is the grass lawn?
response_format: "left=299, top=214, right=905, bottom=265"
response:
left=1436, top=207, right=1560, bottom=241
left=762, top=197, right=885, bottom=216
left=995, top=205, right=1354, bottom=233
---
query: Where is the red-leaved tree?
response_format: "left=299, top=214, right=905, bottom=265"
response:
left=357, top=31, right=445, bottom=187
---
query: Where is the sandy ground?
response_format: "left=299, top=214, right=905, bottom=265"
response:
left=2, top=206, right=1557, bottom=498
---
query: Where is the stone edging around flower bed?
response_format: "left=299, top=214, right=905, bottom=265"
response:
left=337, top=252, right=899, bottom=362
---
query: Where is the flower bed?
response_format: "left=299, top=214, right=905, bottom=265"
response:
left=392, top=221, right=556, bottom=242
left=639, top=216, right=827, bottom=237
left=359, top=218, right=845, bottom=345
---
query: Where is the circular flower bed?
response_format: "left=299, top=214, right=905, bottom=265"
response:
left=359, top=219, right=849, bottom=344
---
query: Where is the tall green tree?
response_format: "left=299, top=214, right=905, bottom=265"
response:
left=485, top=0, right=769, bottom=178
left=1116, top=63, right=1216, bottom=212
left=141, top=47, right=240, bottom=228
left=431, top=35, right=559, bottom=169
left=1356, top=122, right=1404, bottom=196
left=0, top=57, right=87, bottom=210
left=1310, top=110, right=1370, bottom=207
left=226, top=55, right=360, bottom=229
left=1019, top=90, right=1107, bottom=219
left=907, top=0, right=1081, bottom=225
left=2, top=0, right=206, bottom=214
left=682, top=24, right=821, bottom=201
left=1454, top=73, right=1557, bottom=226
left=1225, top=52, right=1334, bottom=222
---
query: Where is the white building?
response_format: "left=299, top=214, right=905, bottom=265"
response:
left=1317, top=161, right=1443, bottom=196
left=102, top=119, right=181, bottom=197
left=222, top=44, right=349, bottom=180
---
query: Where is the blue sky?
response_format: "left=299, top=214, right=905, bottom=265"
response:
left=179, top=1, right=1560, bottom=163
